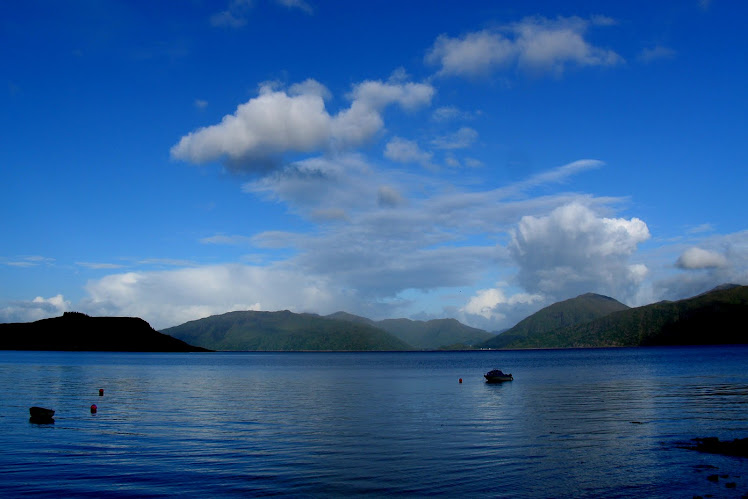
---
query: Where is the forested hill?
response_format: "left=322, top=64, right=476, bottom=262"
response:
left=480, top=293, right=630, bottom=349
left=327, top=313, right=494, bottom=350
left=161, top=310, right=413, bottom=351
left=486, top=284, right=748, bottom=349
left=0, top=312, right=209, bottom=352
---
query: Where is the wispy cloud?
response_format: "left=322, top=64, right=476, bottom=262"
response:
left=426, top=16, right=622, bottom=78
left=200, top=234, right=255, bottom=246
left=76, top=262, right=126, bottom=270
left=276, top=0, right=313, bottom=14
left=431, top=127, right=478, bottom=150
left=3, top=256, right=55, bottom=267
left=0, top=294, right=70, bottom=323
left=211, top=0, right=253, bottom=28
left=638, top=45, right=676, bottom=63
left=384, top=137, right=434, bottom=169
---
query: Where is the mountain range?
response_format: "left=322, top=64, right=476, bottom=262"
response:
left=162, top=284, right=747, bottom=351
left=2, top=285, right=745, bottom=352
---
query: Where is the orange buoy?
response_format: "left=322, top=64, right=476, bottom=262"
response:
left=90, top=404, right=97, bottom=414
left=99, top=389, right=104, bottom=396
left=459, top=378, right=463, bottom=383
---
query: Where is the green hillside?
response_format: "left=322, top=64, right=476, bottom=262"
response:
left=481, top=293, right=629, bottom=349
left=489, top=285, right=748, bottom=349
left=374, top=318, right=494, bottom=350
left=326, top=312, right=495, bottom=349
left=161, top=310, right=412, bottom=351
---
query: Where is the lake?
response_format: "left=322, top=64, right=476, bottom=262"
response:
left=1, top=347, right=746, bottom=497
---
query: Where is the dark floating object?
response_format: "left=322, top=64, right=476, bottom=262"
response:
left=681, top=437, right=748, bottom=458
left=90, top=404, right=97, bottom=414
left=99, top=388, right=104, bottom=396
left=484, top=369, right=513, bottom=383
left=29, top=406, right=55, bottom=423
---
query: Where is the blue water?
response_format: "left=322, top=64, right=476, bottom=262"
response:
left=1, top=347, right=746, bottom=498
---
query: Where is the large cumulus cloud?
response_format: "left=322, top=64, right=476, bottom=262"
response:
left=171, top=78, right=434, bottom=171
left=509, top=202, right=650, bottom=300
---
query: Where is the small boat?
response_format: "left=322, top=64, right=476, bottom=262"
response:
left=484, top=369, right=513, bottom=383
left=29, top=406, right=55, bottom=422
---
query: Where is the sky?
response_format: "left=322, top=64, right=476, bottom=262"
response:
left=1, top=0, right=747, bottom=331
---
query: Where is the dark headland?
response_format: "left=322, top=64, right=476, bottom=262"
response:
left=0, top=312, right=209, bottom=352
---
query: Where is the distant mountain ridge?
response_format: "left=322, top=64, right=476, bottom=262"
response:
left=3, top=284, right=744, bottom=352
left=161, top=310, right=413, bottom=351
left=327, top=312, right=494, bottom=349
left=0, top=312, right=208, bottom=352
left=483, top=284, right=748, bottom=349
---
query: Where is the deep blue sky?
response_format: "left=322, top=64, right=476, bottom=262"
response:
left=2, top=0, right=746, bottom=330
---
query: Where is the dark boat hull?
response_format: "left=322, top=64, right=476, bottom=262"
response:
left=29, top=406, right=55, bottom=423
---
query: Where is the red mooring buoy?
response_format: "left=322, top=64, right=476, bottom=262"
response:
left=90, top=404, right=97, bottom=414
left=99, top=389, right=104, bottom=396
left=459, top=378, right=463, bottom=383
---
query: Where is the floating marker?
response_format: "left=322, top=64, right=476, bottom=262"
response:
left=99, top=389, right=104, bottom=396
left=90, top=404, right=97, bottom=414
left=459, top=378, right=463, bottom=383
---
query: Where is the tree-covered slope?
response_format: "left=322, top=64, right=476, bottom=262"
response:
left=162, top=310, right=413, bottom=351
left=373, top=317, right=494, bottom=350
left=325, top=312, right=495, bottom=349
left=490, top=285, right=748, bottom=349
left=480, top=293, right=630, bottom=348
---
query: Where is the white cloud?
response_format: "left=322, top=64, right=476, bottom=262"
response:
left=427, top=30, right=516, bottom=78
left=137, top=258, right=197, bottom=267
left=515, top=159, right=603, bottom=190
left=210, top=0, right=253, bottom=28
left=275, top=0, right=313, bottom=14
left=194, top=99, right=208, bottom=109
left=171, top=82, right=332, bottom=168
left=461, top=286, right=543, bottom=320
left=431, top=106, right=477, bottom=122
left=171, top=79, right=434, bottom=171
left=0, top=294, right=70, bottom=323
left=687, top=223, right=714, bottom=234
left=200, top=234, right=255, bottom=245
left=384, top=137, right=433, bottom=167
left=426, top=16, right=622, bottom=78
left=676, top=247, right=728, bottom=269
left=431, top=127, right=478, bottom=150
left=3, top=255, right=56, bottom=267
left=81, top=265, right=339, bottom=330
left=76, top=262, right=126, bottom=269
left=331, top=80, right=435, bottom=150
left=509, top=202, right=650, bottom=300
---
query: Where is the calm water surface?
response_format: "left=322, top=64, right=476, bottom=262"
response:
left=1, top=347, right=746, bottom=497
